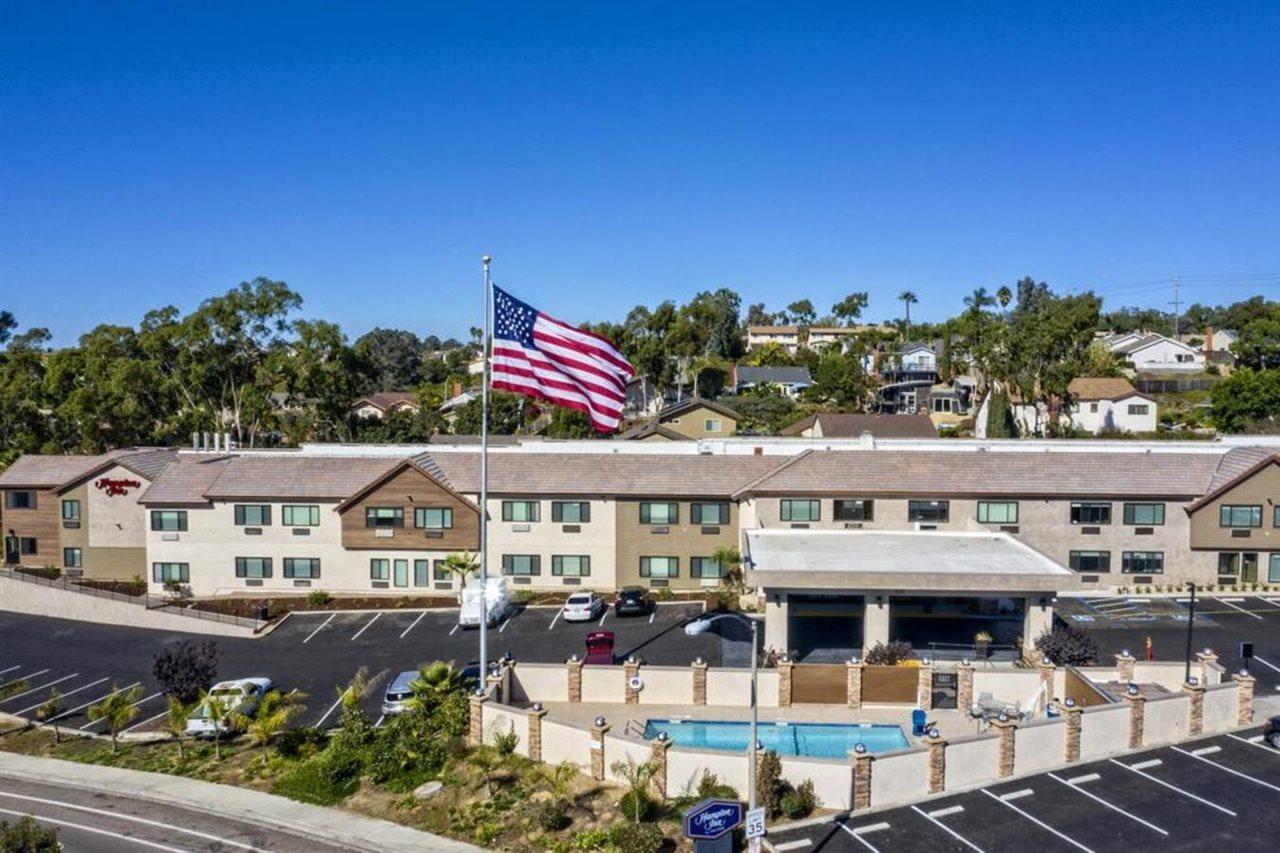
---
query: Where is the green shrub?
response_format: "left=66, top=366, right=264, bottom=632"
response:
left=567, top=828, right=611, bottom=850
left=307, top=590, right=333, bottom=607
left=782, top=779, right=819, bottom=818
left=272, top=752, right=360, bottom=805
left=695, top=770, right=739, bottom=800
left=609, top=822, right=664, bottom=853
left=0, top=816, right=59, bottom=852
left=514, top=589, right=538, bottom=604
left=274, top=726, right=328, bottom=759
left=655, top=586, right=674, bottom=601
left=534, top=800, right=571, bottom=831
left=366, top=712, right=452, bottom=792
left=618, top=789, right=656, bottom=822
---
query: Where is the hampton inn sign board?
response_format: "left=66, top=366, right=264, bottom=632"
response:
left=95, top=477, right=142, bottom=497
left=683, top=798, right=743, bottom=841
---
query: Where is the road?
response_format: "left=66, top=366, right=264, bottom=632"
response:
left=0, top=776, right=351, bottom=852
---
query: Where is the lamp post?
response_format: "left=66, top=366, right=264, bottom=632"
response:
left=685, top=612, right=761, bottom=810
left=1184, top=582, right=1197, bottom=685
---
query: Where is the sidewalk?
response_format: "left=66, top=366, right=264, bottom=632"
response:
left=0, top=751, right=479, bottom=853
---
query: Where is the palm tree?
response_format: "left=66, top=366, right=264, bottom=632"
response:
left=538, top=761, right=580, bottom=810
left=710, top=545, right=744, bottom=594
left=898, top=291, right=918, bottom=340
left=440, top=551, right=478, bottom=592
left=198, top=690, right=236, bottom=760
left=235, top=689, right=307, bottom=761
left=337, top=665, right=389, bottom=717
left=35, top=689, right=63, bottom=745
left=407, top=661, right=468, bottom=714
left=87, top=685, right=143, bottom=754
left=964, top=287, right=994, bottom=311
left=166, top=696, right=197, bottom=761
left=997, top=285, right=1013, bottom=320
left=610, top=755, right=658, bottom=822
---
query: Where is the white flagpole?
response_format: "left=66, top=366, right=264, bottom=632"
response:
left=479, top=254, right=492, bottom=687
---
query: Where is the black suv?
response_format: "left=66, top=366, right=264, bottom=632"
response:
left=614, top=586, right=655, bottom=616
left=1265, top=714, right=1280, bottom=749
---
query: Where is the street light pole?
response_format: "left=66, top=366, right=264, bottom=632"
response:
left=1184, top=582, right=1197, bottom=684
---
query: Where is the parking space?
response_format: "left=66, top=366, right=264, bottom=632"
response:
left=0, top=664, right=167, bottom=732
left=765, top=726, right=1280, bottom=852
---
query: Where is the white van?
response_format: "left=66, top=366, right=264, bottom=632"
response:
left=458, top=577, right=510, bottom=628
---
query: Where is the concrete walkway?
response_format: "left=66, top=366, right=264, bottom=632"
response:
left=0, top=752, right=479, bottom=852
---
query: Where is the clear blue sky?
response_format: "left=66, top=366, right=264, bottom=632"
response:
left=4, top=1, right=1278, bottom=346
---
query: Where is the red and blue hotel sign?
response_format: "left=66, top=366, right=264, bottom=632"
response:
left=684, top=798, right=743, bottom=840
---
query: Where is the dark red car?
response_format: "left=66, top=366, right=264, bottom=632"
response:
left=584, top=630, right=615, bottom=665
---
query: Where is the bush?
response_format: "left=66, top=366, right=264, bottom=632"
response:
left=307, top=590, right=333, bottom=607
left=152, top=640, right=218, bottom=703
left=0, top=816, right=60, bottom=851
left=618, top=790, right=656, bottom=822
left=758, top=750, right=783, bottom=818
left=782, top=779, right=819, bottom=819
left=609, top=822, right=664, bottom=853
left=533, top=800, right=571, bottom=831
left=695, top=770, right=739, bottom=801
left=1035, top=623, right=1100, bottom=666
left=514, top=589, right=538, bottom=604
left=365, top=711, right=453, bottom=792
left=567, top=828, right=612, bottom=850
left=655, top=586, right=674, bottom=601
left=863, top=640, right=914, bottom=666
left=274, top=726, right=328, bottom=759
left=271, top=751, right=360, bottom=805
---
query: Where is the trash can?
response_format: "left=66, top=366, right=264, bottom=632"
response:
left=255, top=605, right=269, bottom=623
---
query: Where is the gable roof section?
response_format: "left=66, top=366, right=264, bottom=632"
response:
left=657, top=397, right=741, bottom=423
left=354, top=391, right=420, bottom=411
left=1114, top=334, right=1197, bottom=356
left=615, top=422, right=693, bottom=441
left=735, top=366, right=812, bottom=386
left=0, top=448, right=177, bottom=491
left=1185, top=451, right=1280, bottom=512
left=333, top=458, right=479, bottom=514
left=780, top=412, right=938, bottom=439
left=1066, top=377, right=1149, bottom=402
left=138, top=456, right=236, bottom=506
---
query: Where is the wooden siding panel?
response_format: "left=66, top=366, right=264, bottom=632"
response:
left=1188, top=463, right=1280, bottom=551
left=1, top=488, right=62, bottom=566
left=339, top=466, right=479, bottom=551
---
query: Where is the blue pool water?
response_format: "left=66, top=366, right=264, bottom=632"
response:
left=643, top=719, right=910, bottom=758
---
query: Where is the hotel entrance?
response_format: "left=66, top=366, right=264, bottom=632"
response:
left=787, top=594, right=864, bottom=662
left=889, top=596, right=1026, bottom=660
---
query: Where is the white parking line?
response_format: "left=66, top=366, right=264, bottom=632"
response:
left=81, top=691, right=163, bottom=730
left=1212, top=597, right=1264, bottom=620
left=981, top=789, right=1094, bottom=852
left=911, top=805, right=984, bottom=852
left=448, top=623, right=461, bottom=636
left=0, top=805, right=185, bottom=853
left=1250, top=655, right=1280, bottom=676
left=1171, top=746, right=1280, bottom=792
left=837, top=823, right=883, bottom=852
left=350, top=612, right=381, bottom=640
left=374, top=715, right=385, bottom=728
left=1109, top=758, right=1237, bottom=816
left=301, top=613, right=335, bottom=643
left=998, top=788, right=1033, bottom=801
left=598, top=610, right=608, bottom=627
left=399, top=611, right=428, bottom=639
left=1255, top=597, right=1280, bottom=608
left=314, top=696, right=344, bottom=729
left=1, top=672, right=82, bottom=704
left=498, top=614, right=513, bottom=633
left=1065, top=773, right=1100, bottom=784
left=1227, top=733, right=1280, bottom=753
left=14, top=677, right=110, bottom=715
left=547, top=610, right=561, bottom=630
left=772, top=841, right=812, bottom=851
left=0, top=668, right=49, bottom=691
left=1129, top=758, right=1162, bottom=771
left=1048, top=772, right=1168, bottom=835
left=0, top=790, right=266, bottom=851
left=121, top=707, right=171, bottom=734
left=0, top=665, right=21, bottom=677
left=48, top=682, right=142, bottom=723
left=648, top=611, right=656, bottom=624
left=1191, top=745, right=1221, bottom=756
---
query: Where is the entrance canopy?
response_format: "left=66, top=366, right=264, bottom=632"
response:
left=745, top=529, right=1077, bottom=593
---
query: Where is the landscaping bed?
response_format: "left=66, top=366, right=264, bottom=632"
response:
left=76, top=579, right=148, bottom=597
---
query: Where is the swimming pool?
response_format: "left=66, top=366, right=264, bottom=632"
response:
left=642, top=719, right=910, bottom=758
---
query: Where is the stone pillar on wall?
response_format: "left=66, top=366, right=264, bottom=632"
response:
left=863, top=597, right=890, bottom=649
left=527, top=703, right=548, bottom=761
left=846, top=660, right=864, bottom=709
left=850, top=747, right=875, bottom=811
left=1064, top=700, right=1083, bottom=763
left=1233, top=672, right=1256, bottom=726
left=650, top=734, right=673, bottom=799
left=992, top=717, right=1017, bottom=778
left=691, top=658, right=708, bottom=705
left=926, top=731, right=947, bottom=794
left=956, top=661, right=974, bottom=713
left=566, top=656, right=583, bottom=703
left=1196, top=649, right=1220, bottom=686
left=917, top=661, right=934, bottom=710
left=1114, top=652, right=1136, bottom=684
left=590, top=718, right=611, bottom=781
left=1182, top=682, right=1205, bottom=737
left=778, top=657, right=794, bottom=708
left=624, top=657, right=641, bottom=705
left=468, top=692, right=489, bottom=748
left=1123, top=688, right=1147, bottom=750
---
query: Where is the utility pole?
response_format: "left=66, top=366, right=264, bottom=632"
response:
left=1169, top=275, right=1182, bottom=339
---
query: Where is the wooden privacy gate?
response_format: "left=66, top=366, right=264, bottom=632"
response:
left=862, top=665, right=919, bottom=704
left=791, top=663, right=847, bottom=704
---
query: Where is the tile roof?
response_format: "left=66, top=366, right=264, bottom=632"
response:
left=1205, top=446, right=1280, bottom=493
left=733, top=449, right=1223, bottom=499
left=657, top=397, right=741, bottom=422
left=735, top=366, right=812, bottom=385
left=140, top=454, right=402, bottom=503
left=355, top=391, right=420, bottom=410
left=779, top=413, right=938, bottom=438
left=1066, top=377, right=1145, bottom=401
left=614, top=422, right=693, bottom=441
left=747, top=325, right=800, bottom=334
left=0, top=448, right=177, bottom=489
left=138, top=456, right=234, bottom=505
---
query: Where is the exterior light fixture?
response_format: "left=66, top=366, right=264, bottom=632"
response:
left=532, top=702, right=543, bottom=712
left=927, top=727, right=940, bottom=739
left=1127, top=683, right=1139, bottom=696
left=854, top=743, right=868, bottom=754
left=1064, top=698, right=1076, bottom=708
left=997, top=712, right=1008, bottom=723
left=1121, top=649, right=1131, bottom=657
left=1186, top=677, right=1198, bottom=686
left=594, top=716, right=606, bottom=727
left=657, top=732, right=669, bottom=742
left=961, top=658, right=970, bottom=666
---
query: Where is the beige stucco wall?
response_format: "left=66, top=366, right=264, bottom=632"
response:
left=509, top=663, right=569, bottom=703
left=1142, top=694, right=1189, bottom=745
left=1012, top=719, right=1064, bottom=775
left=1078, top=704, right=1130, bottom=761
left=869, top=749, right=929, bottom=809
left=481, top=704, right=531, bottom=753
left=781, top=756, right=851, bottom=811
left=634, top=666, right=693, bottom=705
left=603, top=734, right=654, bottom=785
left=581, top=665, right=626, bottom=704
left=972, top=670, right=1043, bottom=705
left=1202, top=684, right=1237, bottom=732
left=665, top=747, right=749, bottom=799
left=56, top=466, right=153, bottom=579
left=480, top=496, right=618, bottom=591
left=539, top=719, right=589, bottom=769
left=943, top=735, right=999, bottom=790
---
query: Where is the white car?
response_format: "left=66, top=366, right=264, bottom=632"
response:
left=562, top=591, right=605, bottom=623
left=186, top=678, right=273, bottom=737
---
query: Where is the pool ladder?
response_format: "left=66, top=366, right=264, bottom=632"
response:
left=624, top=720, right=647, bottom=738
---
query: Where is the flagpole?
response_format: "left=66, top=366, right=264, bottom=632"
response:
left=479, top=254, right=492, bottom=689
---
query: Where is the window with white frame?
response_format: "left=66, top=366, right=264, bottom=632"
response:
left=502, top=501, right=540, bottom=522
left=235, top=557, right=272, bottom=579
left=639, top=502, right=678, bottom=524
left=640, top=556, right=678, bottom=578
left=551, top=555, right=590, bottom=577
left=780, top=499, right=820, bottom=522
left=415, top=507, right=453, bottom=529
left=282, top=505, right=320, bottom=526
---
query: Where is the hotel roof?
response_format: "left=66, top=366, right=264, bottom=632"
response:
left=0, top=448, right=177, bottom=490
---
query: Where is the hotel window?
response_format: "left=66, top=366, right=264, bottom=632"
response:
left=19, top=537, right=37, bottom=555
left=502, top=554, right=541, bottom=576
left=691, top=557, right=726, bottom=579
left=150, top=510, right=188, bottom=532
left=283, top=558, right=320, bottom=579
left=1070, top=502, right=1111, bottom=525
left=502, top=501, right=540, bottom=522
left=551, top=555, right=591, bottom=577
left=780, top=500, right=820, bottom=522
left=61, top=500, right=81, bottom=521
left=640, top=556, right=678, bottom=578
left=63, top=548, right=83, bottom=569
left=1218, top=552, right=1259, bottom=578
left=691, top=502, right=730, bottom=525
left=1276, top=506, right=1280, bottom=527
left=365, top=507, right=404, bottom=528
left=704, top=418, right=723, bottom=432
left=551, top=502, right=591, bottom=523
left=1219, top=505, right=1262, bottom=528
left=433, top=559, right=451, bottom=581
left=415, top=507, right=453, bottom=529
left=282, top=505, right=320, bottom=526
left=1270, top=554, right=1280, bottom=584
left=977, top=501, right=1018, bottom=524
left=394, top=559, right=409, bottom=587
left=1069, top=551, right=1111, bottom=573
left=1121, top=551, right=1164, bottom=574
left=235, top=557, right=272, bottom=579
left=908, top=500, right=950, bottom=523
left=834, top=500, right=874, bottom=522
left=1123, top=503, right=1165, bottom=526
left=234, top=504, right=272, bottom=526
left=152, top=562, right=189, bottom=583
left=640, top=502, right=679, bottom=524
left=369, top=559, right=390, bottom=581
left=413, top=560, right=430, bottom=586
left=5, top=491, right=35, bottom=509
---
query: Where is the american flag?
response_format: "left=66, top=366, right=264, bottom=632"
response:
left=490, top=285, right=634, bottom=432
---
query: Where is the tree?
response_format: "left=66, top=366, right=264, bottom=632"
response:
left=354, top=328, right=423, bottom=390
left=757, top=749, right=783, bottom=818
left=275, top=319, right=368, bottom=442
left=87, top=685, right=144, bottom=754
left=407, top=661, right=469, bottom=714
left=710, top=545, right=744, bottom=593
left=438, top=552, right=478, bottom=588
left=984, top=386, right=1019, bottom=438
left=166, top=695, right=197, bottom=760
left=0, top=310, right=16, bottom=345
left=785, top=300, right=816, bottom=329
left=35, top=689, right=63, bottom=745
left=0, top=816, right=60, bottom=852
left=199, top=690, right=236, bottom=760
left=1034, top=623, right=1099, bottom=666
left=997, top=286, right=1013, bottom=320
left=336, top=666, right=388, bottom=719
left=805, top=350, right=873, bottom=409
left=153, top=640, right=218, bottom=704
left=1210, top=368, right=1280, bottom=433
left=831, top=293, right=869, bottom=326
left=898, top=291, right=918, bottom=339
left=610, top=754, right=658, bottom=823
left=235, top=689, right=308, bottom=761
left=1232, top=306, right=1280, bottom=370
left=452, top=391, right=523, bottom=434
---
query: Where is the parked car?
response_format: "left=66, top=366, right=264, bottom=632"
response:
left=563, top=591, right=605, bottom=623
left=384, top=664, right=485, bottom=715
left=614, top=586, right=655, bottom=616
left=459, top=577, right=511, bottom=628
left=186, top=678, right=273, bottom=737
left=584, top=630, right=615, bottom=665
left=1264, top=714, right=1280, bottom=749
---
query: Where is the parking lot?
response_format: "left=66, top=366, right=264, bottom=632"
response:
left=0, top=600, right=724, bottom=731
left=766, top=726, right=1280, bottom=852
left=1056, top=594, right=1280, bottom=693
